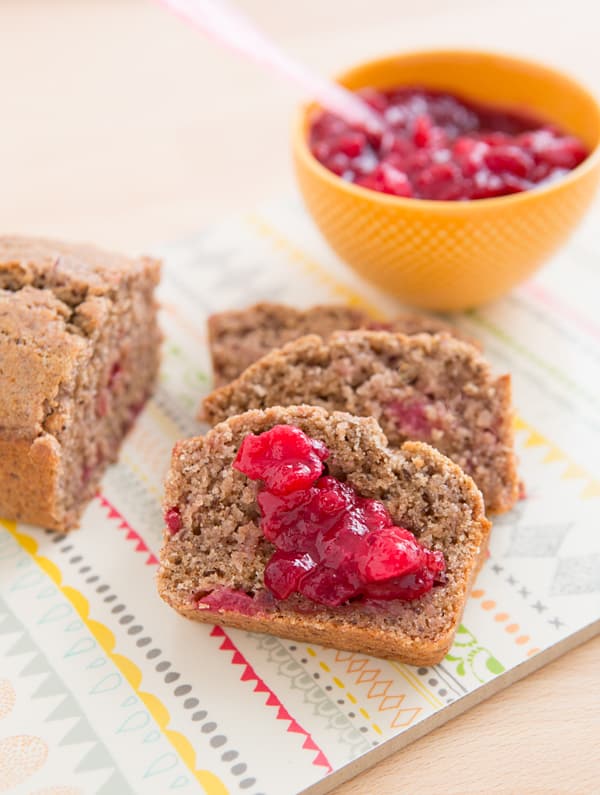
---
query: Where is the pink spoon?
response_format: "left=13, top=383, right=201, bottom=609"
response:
left=155, top=0, right=384, bottom=133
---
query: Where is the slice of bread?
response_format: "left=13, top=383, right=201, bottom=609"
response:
left=158, top=405, right=491, bottom=665
left=202, top=331, right=518, bottom=514
left=208, top=301, right=478, bottom=386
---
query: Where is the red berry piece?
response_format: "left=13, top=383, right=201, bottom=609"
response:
left=413, top=115, right=433, bottom=148
left=364, top=565, right=443, bottom=601
left=96, top=390, right=109, bottom=418
left=387, top=399, right=434, bottom=437
left=483, top=145, right=534, bottom=178
left=108, top=361, right=122, bottom=389
left=403, top=148, right=432, bottom=176
left=374, top=163, right=412, bottom=197
left=81, top=464, right=93, bottom=486
left=233, top=424, right=328, bottom=495
left=196, top=587, right=264, bottom=616
left=470, top=172, right=506, bottom=200
left=165, top=507, right=182, bottom=534
left=311, top=140, right=332, bottom=163
left=325, top=152, right=350, bottom=176
left=300, top=567, right=362, bottom=607
left=264, top=551, right=316, bottom=599
left=358, top=499, right=391, bottom=533
left=334, top=131, right=366, bottom=158
left=415, top=162, right=463, bottom=200
left=478, top=132, right=511, bottom=147
left=359, top=526, right=423, bottom=582
left=536, top=136, right=588, bottom=169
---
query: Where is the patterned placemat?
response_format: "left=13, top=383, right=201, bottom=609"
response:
left=1, top=198, right=599, bottom=794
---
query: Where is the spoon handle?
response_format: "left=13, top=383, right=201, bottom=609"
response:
left=156, top=0, right=383, bottom=132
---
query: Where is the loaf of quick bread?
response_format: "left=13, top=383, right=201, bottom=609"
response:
left=0, top=236, right=161, bottom=530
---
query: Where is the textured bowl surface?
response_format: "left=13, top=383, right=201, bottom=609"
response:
left=293, top=50, right=600, bottom=310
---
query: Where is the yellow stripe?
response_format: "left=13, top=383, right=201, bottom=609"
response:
left=303, top=647, right=388, bottom=731
left=1, top=520, right=228, bottom=795
left=400, top=663, right=443, bottom=708
left=313, top=665, right=400, bottom=734
left=389, top=662, right=443, bottom=710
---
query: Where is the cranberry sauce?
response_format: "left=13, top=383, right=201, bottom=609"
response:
left=309, top=87, right=589, bottom=200
left=233, top=425, right=445, bottom=607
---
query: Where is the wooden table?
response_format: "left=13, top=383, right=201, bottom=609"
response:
left=1, top=1, right=598, bottom=792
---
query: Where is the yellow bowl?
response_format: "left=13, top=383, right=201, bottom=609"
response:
left=293, top=50, right=600, bottom=310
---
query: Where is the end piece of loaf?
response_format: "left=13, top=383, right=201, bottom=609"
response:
left=158, top=405, right=491, bottom=665
left=202, top=330, right=518, bottom=514
left=0, top=236, right=161, bottom=530
left=208, top=301, right=478, bottom=386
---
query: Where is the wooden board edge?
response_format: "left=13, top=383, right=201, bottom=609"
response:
left=299, top=619, right=600, bottom=795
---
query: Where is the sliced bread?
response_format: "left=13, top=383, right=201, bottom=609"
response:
left=208, top=301, right=478, bottom=386
left=202, top=331, right=518, bottom=514
left=158, top=405, right=491, bottom=664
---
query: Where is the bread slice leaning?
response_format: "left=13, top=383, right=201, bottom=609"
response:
left=207, top=301, right=479, bottom=386
left=201, top=330, right=518, bottom=514
left=158, top=405, right=491, bottom=665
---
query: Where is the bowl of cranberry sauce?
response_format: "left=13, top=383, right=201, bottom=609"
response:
left=310, top=89, right=589, bottom=201
left=293, top=50, right=600, bottom=310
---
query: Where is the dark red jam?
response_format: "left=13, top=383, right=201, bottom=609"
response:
left=309, top=88, right=589, bottom=200
left=233, top=425, right=445, bottom=607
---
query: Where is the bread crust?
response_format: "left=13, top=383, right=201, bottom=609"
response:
left=158, top=405, right=491, bottom=664
left=0, top=436, right=63, bottom=529
left=159, top=593, right=457, bottom=666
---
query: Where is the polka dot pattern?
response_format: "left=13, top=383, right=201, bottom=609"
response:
left=0, top=680, right=16, bottom=721
left=0, top=734, right=48, bottom=791
left=470, top=581, right=542, bottom=658
left=289, top=645, right=377, bottom=742
left=47, top=532, right=261, bottom=792
left=416, top=666, right=465, bottom=705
